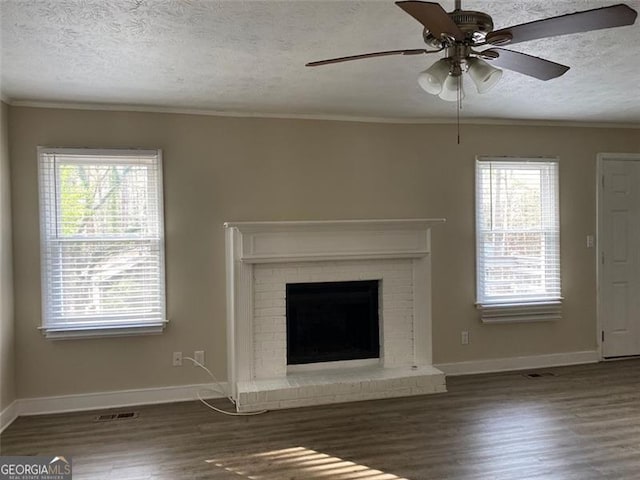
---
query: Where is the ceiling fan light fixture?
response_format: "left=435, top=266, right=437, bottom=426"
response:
left=467, top=57, right=503, bottom=94
left=438, top=73, right=464, bottom=102
left=418, top=59, right=451, bottom=95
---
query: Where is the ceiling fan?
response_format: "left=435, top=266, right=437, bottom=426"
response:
left=306, top=1, right=638, bottom=101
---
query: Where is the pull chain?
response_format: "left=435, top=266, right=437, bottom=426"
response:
left=457, top=75, right=462, bottom=145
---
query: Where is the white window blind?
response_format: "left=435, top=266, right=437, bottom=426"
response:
left=38, top=148, right=167, bottom=338
left=475, top=157, right=561, bottom=321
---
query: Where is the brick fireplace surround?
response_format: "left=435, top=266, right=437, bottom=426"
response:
left=224, top=219, right=447, bottom=412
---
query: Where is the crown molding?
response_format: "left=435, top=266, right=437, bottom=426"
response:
left=6, top=99, right=640, bottom=129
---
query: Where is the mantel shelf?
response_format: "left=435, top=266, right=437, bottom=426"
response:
left=225, top=218, right=445, bottom=232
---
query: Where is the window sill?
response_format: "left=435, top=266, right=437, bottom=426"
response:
left=476, top=301, right=562, bottom=324
left=39, top=321, right=168, bottom=340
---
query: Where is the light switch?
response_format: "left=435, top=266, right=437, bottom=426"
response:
left=586, top=235, right=595, bottom=248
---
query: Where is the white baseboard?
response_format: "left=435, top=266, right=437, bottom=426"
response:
left=0, top=400, right=19, bottom=433
left=435, top=350, right=599, bottom=376
left=0, top=352, right=599, bottom=430
left=0, top=382, right=228, bottom=428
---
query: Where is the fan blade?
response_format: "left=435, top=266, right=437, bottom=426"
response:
left=396, top=1, right=465, bottom=41
left=306, top=49, right=427, bottom=67
left=487, top=4, right=638, bottom=46
left=484, top=48, right=570, bottom=80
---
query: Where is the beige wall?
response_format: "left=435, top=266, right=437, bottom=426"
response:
left=8, top=106, right=640, bottom=399
left=1, top=101, right=15, bottom=410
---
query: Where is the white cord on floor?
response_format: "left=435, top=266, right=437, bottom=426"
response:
left=183, top=356, right=267, bottom=416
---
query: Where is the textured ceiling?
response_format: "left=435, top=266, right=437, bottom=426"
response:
left=1, top=0, right=639, bottom=123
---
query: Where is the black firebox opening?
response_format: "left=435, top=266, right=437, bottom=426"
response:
left=286, top=280, right=380, bottom=365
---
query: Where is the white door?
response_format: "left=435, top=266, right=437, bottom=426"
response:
left=600, top=157, right=640, bottom=357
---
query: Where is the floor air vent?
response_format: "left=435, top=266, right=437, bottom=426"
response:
left=95, top=412, right=139, bottom=422
left=523, top=372, right=556, bottom=379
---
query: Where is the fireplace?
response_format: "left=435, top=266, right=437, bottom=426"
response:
left=224, top=219, right=447, bottom=412
left=286, top=280, right=380, bottom=365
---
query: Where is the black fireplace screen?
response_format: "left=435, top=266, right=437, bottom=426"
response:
left=286, top=280, right=380, bottom=365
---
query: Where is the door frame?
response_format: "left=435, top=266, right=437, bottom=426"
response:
left=596, top=153, right=640, bottom=360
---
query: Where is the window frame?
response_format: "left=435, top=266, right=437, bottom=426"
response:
left=475, top=156, right=562, bottom=324
left=37, top=147, right=168, bottom=339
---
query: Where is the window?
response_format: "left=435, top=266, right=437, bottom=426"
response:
left=475, top=157, right=561, bottom=323
left=38, top=148, right=166, bottom=338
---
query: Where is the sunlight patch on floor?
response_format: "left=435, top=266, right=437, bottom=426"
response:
left=205, top=446, right=409, bottom=479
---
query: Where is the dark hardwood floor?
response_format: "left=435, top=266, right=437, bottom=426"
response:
left=2, top=359, right=640, bottom=479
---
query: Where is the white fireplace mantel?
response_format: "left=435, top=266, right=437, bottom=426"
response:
left=224, top=219, right=446, bottom=411
left=224, top=219, right=445, bottom=263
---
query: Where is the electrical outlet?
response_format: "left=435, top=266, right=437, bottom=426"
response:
left=461, top=331, right=469, bottom=345
left=172, top=351, right=183, bottom=366
left=194, top=350, right=205, bottom=365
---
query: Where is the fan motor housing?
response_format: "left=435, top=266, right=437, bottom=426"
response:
left=423, top=10, right=494, bottom=47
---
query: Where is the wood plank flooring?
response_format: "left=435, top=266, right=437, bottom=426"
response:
left=2, top=359, right=640, bottom=479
